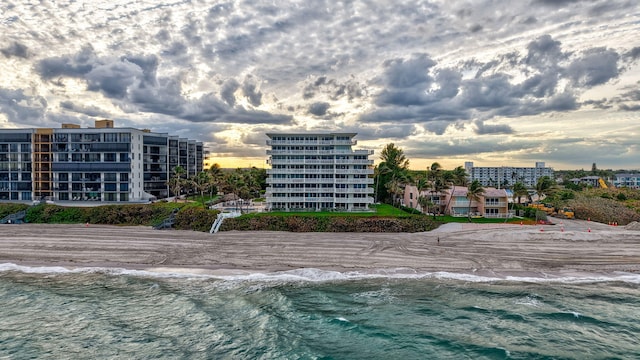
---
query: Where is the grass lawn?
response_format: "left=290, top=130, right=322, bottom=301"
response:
left=249, top=203, right=412, bottom=217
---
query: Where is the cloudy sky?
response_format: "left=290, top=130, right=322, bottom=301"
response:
left=1, top=0, right=639, bottom=170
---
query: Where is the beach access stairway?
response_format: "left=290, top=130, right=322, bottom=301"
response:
left=0, top=210, right=27, bottom=224
left=153, top=209, right=179, bottom=230
left=210, top=211, right=241, bottom=234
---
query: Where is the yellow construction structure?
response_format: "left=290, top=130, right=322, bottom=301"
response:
left=598, top=178, right=608, bottom=189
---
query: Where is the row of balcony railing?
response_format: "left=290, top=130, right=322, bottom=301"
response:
left=448, top=201, right=508, bottom=207
left=266, top=140, right=357, bottom=146
left=266, top=197, right=373, bottom=203
left=267, top=169, right=373, bottom=175
left=270, top=159, right=373, bottom=165
left=266, top=187, right=373, bottom=194
left=267, top=149, right=373, bottom=155
left=268, top=178, right=374, bottom=184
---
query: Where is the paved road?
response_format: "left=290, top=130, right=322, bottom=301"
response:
left=546, top=217, right=617, bottom=232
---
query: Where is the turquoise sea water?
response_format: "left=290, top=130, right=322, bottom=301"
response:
left=1, top=264, right=639, bottom=359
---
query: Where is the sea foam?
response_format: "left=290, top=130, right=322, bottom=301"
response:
left=2, top=263, right=640, bottom=284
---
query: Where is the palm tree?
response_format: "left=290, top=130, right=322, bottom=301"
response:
left=511, top=182, right=528, bottom=206
left=190, top=171, right=212, bottom=209
left=377, top=143, right=410, bottom=204
left=535, top=176, right=556, bottom=201
left=466, top=179, right=485, bottom=222
left=168, top=165, right=186, bottom=202
left=425, top=162, right=449, bottom=218
left=207, top=163, right=224, bottom=197
left=418, top=195, right=433, bottom=216
left=414, top=176, right=430, bottom=213
left=374, top=163, right=392, bottom=203
left=431, top=176, right=450, bottom=219
left=385, top=177, right=404, bottom=207
left=444, top=166, right=468, bottom=214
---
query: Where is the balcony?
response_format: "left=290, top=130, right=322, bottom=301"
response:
left=334, top=187, right=374, bottom=194
left=484, top=201, right=507, bottom=207
left=335, top=178, right=374, bottom=184
left=335, top=159, right=374, bottom=165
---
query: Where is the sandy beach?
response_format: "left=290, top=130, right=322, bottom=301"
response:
left=1, top=219, right=640, bottom=277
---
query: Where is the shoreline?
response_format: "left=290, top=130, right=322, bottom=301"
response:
left=1, top=221, right=640, bottom=280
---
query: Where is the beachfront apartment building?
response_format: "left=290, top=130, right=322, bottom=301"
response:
left=0, top=120, right=203, bottom=203
left=403, top=185, right=511, bottom=218
left=265, top=133, right=375, bottom=211
left=464, top=161, right=554, bottom=189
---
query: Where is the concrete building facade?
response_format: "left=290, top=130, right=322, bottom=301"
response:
left=265, top=133, right=374, bottom=211
left=0, top=121, right=203, bottom=203
left=464, top=161, right=554, bottom=188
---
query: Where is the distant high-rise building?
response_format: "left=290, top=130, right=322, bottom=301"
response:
left=464, top=161, right=554, bottom=188
left=265, top=133, right=374, bottom=211
left=0, top=121, right=203, bottom=203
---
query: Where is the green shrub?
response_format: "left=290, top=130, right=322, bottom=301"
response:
left=222, top=214, right=439, bottom=232
left=0, top=203, right=29, bottom=220
left=174, top=207, right=219, bottom=232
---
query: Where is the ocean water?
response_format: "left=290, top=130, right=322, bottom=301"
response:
left=1, top=264, right=639, bottom=360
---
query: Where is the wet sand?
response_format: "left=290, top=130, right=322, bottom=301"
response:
left=1, top=219, right=639, bottom=277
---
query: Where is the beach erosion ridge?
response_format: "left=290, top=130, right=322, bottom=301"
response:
left=1, top=219, right=640, bottom=283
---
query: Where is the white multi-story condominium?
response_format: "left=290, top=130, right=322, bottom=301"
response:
left=0, top=120, right=203, bottom=203
left=464, top=161, right=554, bottom=188
left=265, top=133, right=375, bottom=211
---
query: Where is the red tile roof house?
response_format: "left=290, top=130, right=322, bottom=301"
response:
left=403, top=185, right=511, bottom=218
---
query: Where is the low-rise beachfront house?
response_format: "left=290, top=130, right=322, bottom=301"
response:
left=403, top=185, right=447, bottom=214
left=0, top=120, right=203, bottom=204
left=265, top=133, right=374, bottom=211
left=612, top=173, right=640, bottom=189
left=403, top=185, right=511, bottom=218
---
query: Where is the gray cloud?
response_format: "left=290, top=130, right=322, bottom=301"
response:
left=86, top=61, right=142, bottom=98
left=36, top=45, right=97, bottom=79
left=221, top=79, right=240, bottom=106
left=308, top=102, right=330, bottom=116
left=2, top=0, right=639, bottom=168
left=1, top=41, right=29, bottom=58
left=242, top=78, right=263, bottom=107
left=473, top=120, right=514, bottom=135
left=524, top=35, right=566, bottom=70
left=625, top=47, right=640, bottom=60
left=566, top=48, right=620, bottom=87
left=59, top=101, right=111, bottom=118
left=361, top=34, right=628, bottom=131
left=0, top=88, right=47, bottom=125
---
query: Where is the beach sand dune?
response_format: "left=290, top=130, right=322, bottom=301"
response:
left=1, top=221, right=639, bottom=276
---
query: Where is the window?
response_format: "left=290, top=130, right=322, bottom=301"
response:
left=120, top=183, right=129, bottom=191
left=104, top=133, right=118, bottom=142
left=120, top=173, right=129, bottom=182
left=104, top=153, right=116, bottom=162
